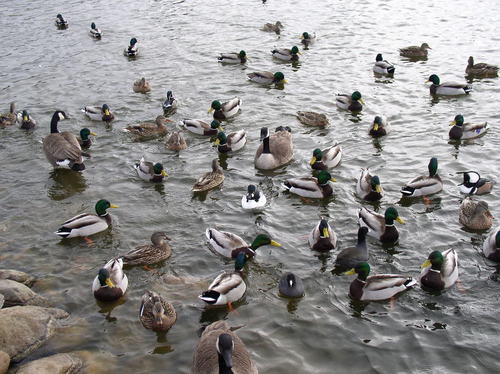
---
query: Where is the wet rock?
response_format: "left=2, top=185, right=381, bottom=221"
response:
left=11, top=352, right=83, bottom=374
left=0, top=351, right=9, bottom=374
left=0, top=280, right=50, bottom=308
left=0, top=270, right=36, bottom=287
left=0, top=294, right=4, bottom=309
left=0, top=306, right=69, bottom=362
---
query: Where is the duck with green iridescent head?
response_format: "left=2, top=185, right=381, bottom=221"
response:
left=92, top=258, right=128, bottom=302
left=213, top=130, right=247, bottom=153
left=300, top=32, right=316, bottom=48
left=182, top=119, right=222, bottom=136
left=308, top=218, right=337, bottom=251
left=78, top=128, right=96, bottom=149
left=218, top=50, right=247, bottom=64
left=208, top=97, right=242, bottom=120
left=356, top=169, right=383, bottom=202
left=247, top=71, right=287, bottom=85
left=271, top=46, right=300, bottom=61
left=373, top=53, right=395, bottom=76
left=89, top=22, right=102, bottom=39
left=420, top=249, right=458, bottom=290
left=82, top=103, right=114, bottom=122
left=124, top=37, right=138, bottom=57
left=134, top=157, right=168, bottom=182
left=483, top=227, right=500, bottom=262
left=55, top=14, right=68, bottom=29
left=309, top=144, right=342, bottom=171
left=336, top=91, right=364, bottom=112
left=369, top=116, right=390, bottom=137
left=449, top=114, right=488, bottom=140
left=18, top=109, right=36, bottom=130
left=401, top=157, right=443, bottom=198
left=283, top=170, right=336, bottom=198
left=358, top=206, right=405, bottom=244
left=427, top=74, right=472, bottom=96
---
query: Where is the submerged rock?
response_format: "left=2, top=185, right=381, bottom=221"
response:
left=0, top=270, right=36, bottom=287
left=11, top=352, right=83, bottom=374
left=0, top=280, right=50, bottom=308
left=0, top=351, right=9, bottom=374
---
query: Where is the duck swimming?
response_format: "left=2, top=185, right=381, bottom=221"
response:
left=373, top=53, right=395, bottom=75
left=133, top=77, right=151, bottom=93
left=401, top=157, right=442, bottom=198
left=399, top=43, right=430, bottom=58
left=92, top=258, right=128, bottom=302
left=241, top=185, right=267, bottom=210
left=358, top=207, right=405, bottom=244
left=427, top=74, right=472, bottom=96
left=272, top=46, right=300, bottom=61
left=420, top=249, right=458, bottom=290
left=192, top=159, right=224, bottom=192
left=465, top=56, right=498, bottom=77
left=336, top=91, right=364, bottom=112
left=208, top=97, right=241, bottom=120
left=247, top=71, right=287, bottom=85
left=308, top=218, right=337, bottom=251
left=139, top=290, right=176, bottom=332
left=124, top=37, right=138, bottom=57
left=449, top=114, right=487, bottom=140
left=458, top=171, right=493, bottom=195
left=82, top=104, right=114, bottom=122
left=459, top=197, right=493, bottom=230
left=218, top=50, right=247, bottom=64
left=369, top=116, right=390, bottom=137
left=55, top=14, right=68, bottom=29
left=134, top=157, right=168, bottom=182
left=89, top=22, right=102, bottom=38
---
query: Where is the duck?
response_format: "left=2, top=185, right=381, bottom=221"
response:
left=134, top=157, right=168, bottom=182
left=199, top=252, right=248, bottom=308
left=271, top=46, right=300, bottom=61
left=401, top=157, right=443, bottom=197
left=458, top=171, right=493, bottom=195
left=283, top=170, right=336, bottom=198
left=247, top=71, right=287, bottom=85
left=192, top=321, right=258, bottom=374
left=420, top=249, right=458, bottom=290
left=356, top=169, right=383, bottom=201
left=124, top=38, right=138, bottom=57
left=209, top=97, right=242, bottom=120
left=121, top=232, right=172, bottom=266
left=369, top=116, right=390, bottom=137
left=373, top=53, right=395, bottom=75
left=213, top=130, right=247, bottom=153
left=89, top=22, right=102, bottom=38
left=335, top=227, right=369, bottom=269
left=182, top=119, right=222, bottom=136
left=336, top=91, right=364, bottom=112
left=427, top=74, right=472, bottom=96
left=345, top=262, right=417, bottom=301
left=279, top=272, right=304, bottom=298
left=42, top=110, right=86, bottom=171
left=465, top=56, right=498, bottom=77
left=459, top=197, right=493, bottom=230
left=78, top=128, right=96, bottom=149
left=205, top=228, right=281, bottom=259
left=123, top=115, right=170, bottom=138
left=0, top=102, right=17, bottom=126
left=18, top=110, right=36, bottom=130
left=166, top=131, right=187, bottom=151
left=483, top=226, right=500, bottom=262
left=163, top=90, right=178, bottom=115
left=358, top=207, right=405, bottom=244
left=92, top=258, right=128, bottom=302
left=308, top=218, right=337, bottom=251
left=309, top=144, right=342, bottom=170
left=254, top=126, right=293, bottom=170
left=139, top=290, right=176, bottom=332
left=300, top=32, right=316, bottom=48
left=296, top=111, right=329, bottom=127
left=449, top=114, right=488, bottom=140
left=55, top=199, right=118, bottom=239
left=218, top=50, right=247, bottom=64
left=82, top=104, right=114, bottom=122
left=132, top=77, right=151, bottom=93
left=55, top=14, right=68, bottom=29
left=261, top=21, right=283, bottom=34
left=399, top=43, right=430, bottom=58
left=241, top=185, right=266, bottom=210
left=192, top=159, right=224, bottom=192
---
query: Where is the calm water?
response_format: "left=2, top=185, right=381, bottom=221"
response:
left=1, top=0, right=499, bottom=372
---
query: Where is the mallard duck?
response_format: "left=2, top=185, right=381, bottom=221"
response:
left=192, top=159, right=224, bottom=192
left=214, top=130, right=247, bottom=153
left=241, top=185, right=266, bottom=210
left=163, top=90, right=178, bottom=115
left=247, top=71, right=287, bottom=85
left=335, top=227, right=369, bottom=269
left=42, top=110, right=86, bottom=171
left=336, top=91, right=364, bottom=112
left=0, top=102, right=17, bottom=126
left=401, top=157, right=442, bottom=197
left=182, top=119, right=222, bottom=136
left=483, top=226, right=500, bottom=262
left=78, top=128, right=96, bottom=149
left=465, top=56, right=498, bottom=77
left=458, top=171, right=493, bottom=195
left=133, top=77, right=150, bottom=93
left=356, top=169, right=383, bottom=201
left=205, top=228, right=281, bottom=259
left=369, top=116, right=390, bottom=137
left=449, top=114, right=488, bottom=140
left=18, top=110, right=36, bottom=130
left=139, top=290, right=176, bottom=332
left=121, top=232, right=172, bottom=266
left=124, top=37, right=138, bottom=57
left=123, top=115, right=170, bottom=138
left=92, top=258, right=128, bottom=302
left=420, top=249, right=458, bottom=290
left=427, top=74, right=472, bottom=96
left=55, top=199, right=118, bottom=238
left=199, top=252, right=248, bottom=308
left=283, top=170, right=336, bottom=198
left=459, top=197, right=493, bottom=230
left=254, top=127, right=293, bottom=170
left=296, top=111, right=329, bottom=127
left=373, top=53, right=395, bottom=75
left=89, top=22, right=102, bottom=38
left=82, top=104, right=114, bottom=122
left=134, top=157, right=167, bottom=182
left=358, top=207, right=405, bottom=244
left=218, top=50, right=247, bottom=64
left=55, top=14, right=68, bottom=29
left=271, top=46, right=300, bottom=61
left=309, top=144, right=342, bottom=170
left=166, top=131, right=187, bottom=151
left=279, top=272, right=304, bottom=298
left=308, top=218, right=337, bottom=251
left=399, top=43, right=430, bottom=58
left=345, top=262, right=416, bottom=301
left=208, top=98, right=242, bottom=120
left=192, top=321, right=258, bottom=374
left=300, top=32, right=316, bottom=48
left=261, top=21, right=283, bottom=34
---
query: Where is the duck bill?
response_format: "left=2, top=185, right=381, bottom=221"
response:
left=110, top=204, right=119, bottom=208
left=161, top=170, right=168, bottom=177
left=309, top=156, right=317, bottom=165
left=343, top=268, right=356, bottom=275
left=208, top=108, right=214, bottom=113
left=282, top=79, right=288, bottom=84
left=214, top=138, right=221, bottom=145
left=322, top=228, right=330, bottom=238
left=449, top=121, right=456, bottom=126
left=104, top=109, right=110, bottom=116
left=105, top=278, right=115, bottom=287
left=358, top=98, right=365, bottom=105
left=420, top=259, right=431, bottom=269
left=373, top=123, right=379, bottom=131
left=270, top=240, right=282, bottom=247
left=330, top=177, right=337, bottom=182
left=396, top=217, right=405, bottom=224
left=90, top=132, right=97, bottom=136
left=23, top=115, right=28, bottom=121
left=375, top=185, right=382, bottom=193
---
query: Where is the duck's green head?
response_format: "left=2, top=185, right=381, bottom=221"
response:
left=317, top=170, right=336, bottom=185
left=216, top=333, right=234, bottom=368
left=451, top=114, right=464, bottom=127
left=102, top=104, right=111, bottom=116
left=22, top=110, right=29, bottom=121
left=130, top=38, right=137, bottom=46
left=273, top=72, right=286, bottom=84
left=250, top=234, right=282, bottom=250
left=97, top=268, right=114, bottom=287
left=351, top=91, right=364, bottom=104
left=234, top=252, right=248, bottom=271
left=385, top=207, right=405, bottom=225
left=238, top=50, right=246, bottom=58
left=428, top=157, right=438, bottom=177
left=428, top=74, right=440, bottom=85
left=371, top=175, right=382, bottom=193
left=153, top=163, right=167, bottom=177
left=375, top=53, right=383, bottom=62
left=421, top=250, right=443, bottom=270
left=319, top=219, right=330, bottom=238
left=373, top=116, right=383, bottom=131
left=210, top=100, right=221, bottom=112
left=80, top=128, right=96, bottom=140
left=57, top=14, right=64, bottom=20
left=214, top=131, right=227, bottom=145
left=302, top=32, right=310, bottom=39
left=210, top=120, right=222, bottom=130
left=496, top=232, right=500, bottom=249
left=95, top=199, right=118, bottom=216
left=91, top=22, right=96, bottom=30
left=291, top=46, right=299, bottom=54
left=345, top=262, right=371, bottom=281
left=310, top=148, right=323, bottom=165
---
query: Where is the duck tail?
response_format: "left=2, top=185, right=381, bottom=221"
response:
left=401, top=186, right=415, bottom=196
left=387, top=66, right=395, bottom=74
left=54, top=227, right=71, bottom=238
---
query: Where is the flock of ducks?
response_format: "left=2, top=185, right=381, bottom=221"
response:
left=0, top=11, right=498, bottom=374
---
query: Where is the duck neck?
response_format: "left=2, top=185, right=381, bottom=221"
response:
left=262, top=136, right=271, bottom=154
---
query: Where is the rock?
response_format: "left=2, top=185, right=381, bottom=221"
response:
left=0, top=306, right=69, bottom=362
left=0, top=351, right=9, bottom=374
left=10, top=352, right=83, bottom=374
left=0, top=270, right=36, bottom=287
left=0, top=294, right=4, bottom=309
left=0, top=280, right=50, bottom=308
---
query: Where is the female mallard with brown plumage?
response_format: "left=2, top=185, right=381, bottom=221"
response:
left=399, top=43, right=431, bottom=58
left=0, top=102, right=17, bottom=126
left=459, top=197, right=493, bottom=230
left=465, top=56, right=498, bottom=77
left=92, top=258, right=128, bottom=302
left=356, top=169, right=383, bottom=201
left=449, top=114, right=487, bottom=140
left=192, top=159, right=224, bottom=192
left=283, top=170, right=336, bottom=198
left=121, top=232, right=172, bottom=266
left=308, top=218, right=337, bottom=251
left=296, top=111, right=329, bottom=127
left=123, top=115, right=170, bottom=138
left=133, top=77, right=151, bottom=93
left=420, top=249, right=458, bottom=290
left=139, top=290, right=176, bottom=332
left=358, top=207, right=405, bottom=244
left=261, top=21, right=283, bottom=34
left=166, top=131, right=187, bottom=151
left=254, top=127, right=293, bottom=170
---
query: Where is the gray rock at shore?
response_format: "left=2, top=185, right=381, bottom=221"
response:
left=0, top=270, right=36, bottom=287
left=10, top=352, right=83, bottom=374
left=0, top=294, right=4, bottom=309
left=0, top=280, right=50, bottom=308
left=0, top=351, right=9, bottom=374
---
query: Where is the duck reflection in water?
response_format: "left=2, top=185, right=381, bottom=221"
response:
left=47, top=169, right=87, bottom=201
left=95, top=296, right=127, bottom=322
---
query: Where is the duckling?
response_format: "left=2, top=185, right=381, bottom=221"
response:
left=309, top=144, right=342, bottom=170
left=369, top=116, right=390, bottom=137
left=449, top=114, right=488, bottom=140
left=123, top=115, right=170, bottom=138
left=296, top=111, right=329, bottom=127
left=78, top=128, right=96, bottom=149
left=356, top=169, right=383, bottom=201
left=261, top=21, right=283, bottom=34
left=192, top=159, right=224, bottom=192
left=55, top=14, right=68, bottom=29
left=373, top=54, right=395, bottom=75
left=218, top=50, right=247, bottom=64
left=300, top=32, right=316, bottom=48
left=465, top=56, right=498, bottom=77
left=458, top=171, right=493, bottom=195
left=133, top=77, right=151, bottom=93
left=241, top=185, right=266, bottom=210
left=92, top=258, right=128, bottom=302
left=279, top=272, right=304, bottom=298
left=255, top=127, right=293, bottom=170
left=134, top=157, right=167, bottom=182
left=283, top=170, right=336, bottom=198
left=308, top=218, right=337, bottom=251
left=18, top=110, right=36, bottom=130
left=358, top=207, right=405, bottom=244
left=336, top=91, right=364, bottom=112
left=0, top=102, right=17, bottom=126
left=459, top=197, right=493, bottom=230
left=401, top=157, right=443, bottom=197
left=124, top=38, right=138, bottom=57
left=89, top=22, right=102, bottom=38
left=82, top=104, right=114, bottom=122
left=139, top=290, right=176, bottom=332
left=335, top=227, right=369, bottom=269
left=420, top=249, right=458, bottom=290
left=182, top=119, right=222, bottom=136
left=399, top=43, right=431, bottom=58
left=271, top=46, right=300, bottom=61
left=247, top=71, right=287, bottom=85
left=166, top=131, right=187, bottom=151
left=427, top=74, right=472, bottom=96
left=121, top=232, right=172, bottom=266
left=213, top=130, right=247, bottom=153
left=208, top=97, right=242, bottom=120
left=483, top=227, right=500, bottom=262
left=163, top=90, right=178, bottom=115
left=345, top=262, right=416, bottom=301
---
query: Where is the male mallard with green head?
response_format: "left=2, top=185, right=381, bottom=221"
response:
left=208, top=97, right=242, bottom=120
left=124, top=37, right=138, bottom=57
left=369, top=116, right=390, bottom=137
left=427, top=74, right=472, bottom=95
left=336, top=91, right=364, bottom=112
left=18, top=110, right=37, bottom=130
left=218, top=50, right=247, bottom=64
left=82, top=104, right=114, bottom=122
left=213, top=130, right=247, bottom=153
left=78, top=128, right=96, bottom=149
left=373, top=53, right=395, bottom=75
left=271, top=46, right=300, bottom=61
left=92, top=258, right=128, bottom=302
left=358, top=207, right=405, bottom=244
left=401, top=157, right=442, bottom=198
left=182, top=119, right=222, bottom=136
left=449, top=114, right=487, bottom=140
left=356, top=169, right=383, bottom=201
left=309, top=144, right=342, bottom=170
left=308, top=218, right=337, bottom=251
left=247, top=71, right=287, bottom=85
left=420, top=249, right=458, bottom=290
left=283, top=170, right=336, bottom=198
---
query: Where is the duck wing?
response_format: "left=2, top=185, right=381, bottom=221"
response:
left=441, top=248, right=459, bottom=288
left=358, top=207, right=384, bottom=236
left=205, top=228, right=248, bottom=249
left=221, top=97, right=241, bottom=112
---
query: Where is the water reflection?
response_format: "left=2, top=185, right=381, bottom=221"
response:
left=47, top=169, right=87, bottom=201
left=349, top=298, right=369, bottom=317
left=95, top=297, right=127, bottom=321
